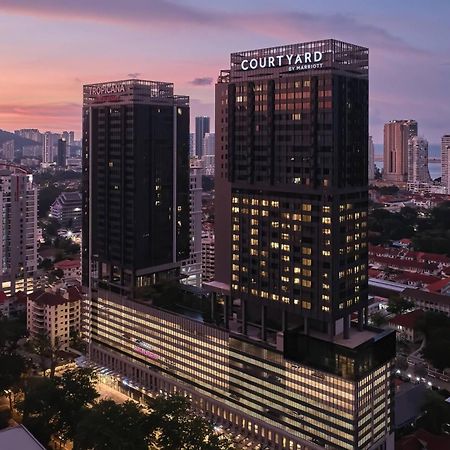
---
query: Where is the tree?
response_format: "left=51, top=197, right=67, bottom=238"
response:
left=27, top=332, right=63, bottom=378
left=369, top=311, right=387, bottom=327
left=419, top=390, right=450, bottom=434
left=19, top=376, right=60, bottom=447
left=18, top=368, right=99, bottom=448
left=54, top=368, right=99, bottom=443
left=387, top=295, right=414, bottom=315
left=422, top=327, right=450, bottom=371
left=74, top=400, right=151, bottom=450
left=148, top=394, right=233, bottom=450
left=396, top=355, right=409, bottom=372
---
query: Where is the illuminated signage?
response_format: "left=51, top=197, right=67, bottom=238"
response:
left=88, top=83, right=126, bottom=96
left=240, top=51, right=323, bottom=72
left=134, top=346, right=159, bottom=360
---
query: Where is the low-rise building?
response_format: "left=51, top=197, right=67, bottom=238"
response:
left=27, top=285, right=82, bottom=349
left=54, top=259, right=81, bottom=283
left=403, top=288, right=450, bottom=316
left=388, top=310, right=424, bottom=342
left=49, top=191, right=82, bottom=229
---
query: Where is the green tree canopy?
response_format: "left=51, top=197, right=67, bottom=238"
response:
left=74, top=400, right=150, bottom=450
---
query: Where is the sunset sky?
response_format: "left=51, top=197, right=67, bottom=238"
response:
left=0, top=0, right=449, bottom=142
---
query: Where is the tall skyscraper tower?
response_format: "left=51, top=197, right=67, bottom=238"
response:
left=442, top=134, right=450, bottom=193
left=82, top=79, right=190, bottom=295
left=368, top=136, right=375, bottom=181
left=214, top=39, right=395, bottom=450
left=0, top=164, right=37, bottom=296
left=195, top=116, right=210, bottom=158
left=383, top=120, right=417, bottom=183
left=407, top=136, right=431, bottom=184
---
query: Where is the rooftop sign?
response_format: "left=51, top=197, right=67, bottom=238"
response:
left=240, top=51, right=323, bottom=72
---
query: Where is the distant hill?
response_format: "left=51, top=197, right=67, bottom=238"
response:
left=0, top=129, right=40, bottom=148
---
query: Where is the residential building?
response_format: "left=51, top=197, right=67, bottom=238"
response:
left=27, top=285, right=83, bottom=350
left=50, top=191, right=82, bottom=229
left=14, top=129, right=43, bottom=143
left=57, top=138, right=67, bottom=167
left=195, top=116, right=210, bottom=158
left=407, top=136, right=431, bottom=185
left=0, top=164, right=37, bottom=296
left=54, top=259, right=82, bottom=283
left=189, top=132, right=195, bottom=158
left=201, top=231, right=215, bottom=282
left=383, top=120, right=417, bottom=183
left=42, top=131, right=60, bottom=164
left=2, top=139, right=15, bottom=161
left=388, top=310, right=424, bottom=343
left=402, top=288, right=450, bottom=316
left=368, top=135, right=375, bottom=181
left=0, top=291, right=27, bottom=318
left=82, top=79, right=190, bottom=293
left=202, top=132, right=215, bottom=176
left=22, top=145, right=42, bottom=158
left=181, top=163, right=203, bottom=287
left=441, top=134, right=450, bottom=193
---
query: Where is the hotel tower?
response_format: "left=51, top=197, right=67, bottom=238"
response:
left=83, top=42, right=395, bottom=450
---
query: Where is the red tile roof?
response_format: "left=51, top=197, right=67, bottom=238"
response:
left=427, top=278, right=450, bottom=293
left=54, top=259, right=81, bottom=269
left=28, top=289, right=78, bottom=306
left=389, top=310, right=424, bottom=329
left=403, top=288, right=450, bottom=306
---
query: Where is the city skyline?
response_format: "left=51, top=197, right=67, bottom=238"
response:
left=1, top=0, right=449, bottom=142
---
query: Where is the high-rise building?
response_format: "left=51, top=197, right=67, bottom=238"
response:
left=213, top=39, right=395, bottom=450
left=383, top=120, right=417, bottom=183
left=14, top=129, right=43, bottom=143
left=57, top=138, right=67, bottom=167
left=42, top=131, right=55, bottom=164
left=201, top=231, right=215, bottom=282
left=407, top=136, right=431, bottom=184
left=195, top=116, right=210, bottom=158
left=442, top=135, right=450, bottom=193
left=368, top=136, right=375, bottom=181
left=0, top=164, right=37, bottom=296
left=82, top=45, right=395, bottom=450
left=202, top=132, right=215, bottom=176
left=189, top=132, right=195, bottom=158
left=82, top=78, right=190, bottom=294
left=181, top=162, right=203, bottom=287
left=62, top=131, right=75, bottom=147
left=27, top=285, right=82, bottom=350
left=1, top=140, right=15, bottom=162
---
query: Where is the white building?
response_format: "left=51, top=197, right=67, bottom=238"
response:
left=54, top=259, right=81, bottom=283
left=0, top=165, right=37, bottom=296
left=202, top=133, right=215, bottom=176
left=442, top=134, right=450, bottom=193
left=181, top=164, right=203, bottom=287
left=408, top=136, right=431, bottom=184
left=27, top=285, right=82, bottom=350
